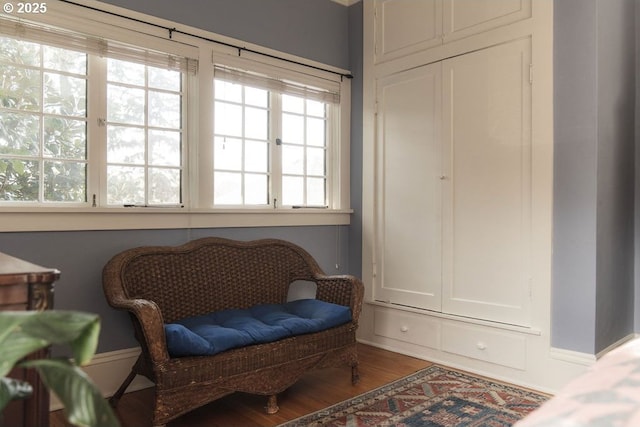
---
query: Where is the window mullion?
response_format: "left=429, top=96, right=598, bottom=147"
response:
left=270, top=93, right=282, bottom=209
left=38, top=48, right=45, bottom=203
left=87, top=55, right=107, bottom=207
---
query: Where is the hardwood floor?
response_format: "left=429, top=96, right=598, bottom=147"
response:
left=49, top=344, right=432, bottom=427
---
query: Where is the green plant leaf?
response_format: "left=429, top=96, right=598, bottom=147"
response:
left=0, top=313, right=48, bottom=378
left=22, top=358, right=120, bottom=427
left=0, top=377, right=33, bottom=412
left=0, top=311, right=100, bottom=366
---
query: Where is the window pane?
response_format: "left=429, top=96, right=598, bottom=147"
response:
left=107, top=165, right=145, bottom=205
left=44, top=73, right=86, bottom=116
left=108, top=85, right=145, bottom=125
left=0, top=37, right=40, bottom=66
left=245, top=140, right=268, bottom=173
left=149, top=91, right=180, bottom=128
left=43, top=46, right=86, bottom=74
left=149, top=167, right=181, bottom=204
left=215, top=80, right=242, bottom=103
left=307, top=177, right=325, bottom=206
left=306, top=99, right=325, bottom=117
left=148, top=67, right=180, bottom=91
left=282, top=113, right=303, bottom=144
left=282, top=94, right=304, bottom=113
left=306, top=147, right=325, bottom=176
left=107, top=126, right=145, bottom=164
left=0, top=112, right=39, bottom=155
left=149, top=130, right=181, bottom=167
left=244, top=107, right=268, bottom=140
left=306, top=117, right=325, bottom=147
left=282, top=176, right=303, bottom=206
left=214, top=137, right=242, bottom=171
left=0, top=65, right=41, bottom=111
left=282, top=145, right=304, bottom=175
left=107, top=58, right=145, bottom=86
left=0, top=159, right=39, bottom=201
left=245, top=173, right=267, bottom=205
left=245, top=87, right=268, bottom=107
left=44, top=117, right=86, bottom=159
left=214, top=101, right=242, bottom=137
left=44, top=160, right=86, bottom=202
left=214, top=171, right=242, bottom=204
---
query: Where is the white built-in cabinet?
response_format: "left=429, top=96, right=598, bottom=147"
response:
left=375, top=21, right=532, bottom=327
left=361, top=1, right=580, bottom=392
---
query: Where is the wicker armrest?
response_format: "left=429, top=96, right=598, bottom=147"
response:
left=119, top=298, right=169, bottom=364
left=314, top=275, right=364, bottom=324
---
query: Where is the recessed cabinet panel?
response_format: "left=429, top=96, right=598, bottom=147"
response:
left=441, top=39, right=532, bottom=327
left=375, top=63, right=442, bottom=311
left=373, top=0, right=531, bottom=63
left=375, top=0, right=442, bottom=64
left=443, top=0, right=531, bottom=43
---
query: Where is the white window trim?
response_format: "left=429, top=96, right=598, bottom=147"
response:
left=0, top=0, right=352, bottom=232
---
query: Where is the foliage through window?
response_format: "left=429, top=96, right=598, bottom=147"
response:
left=0, top=24, right=188, bottom=207
left=0, top=37, right=88, bottom=203
left=106, top=59, right=183, bottom=206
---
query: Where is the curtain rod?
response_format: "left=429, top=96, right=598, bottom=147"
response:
left=58, top=0, right=354, bottom=80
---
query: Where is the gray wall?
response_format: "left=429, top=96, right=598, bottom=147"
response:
left=1, top=0, right=354, bottom=355
left=553, top=0, right=636, bottom=354
left=98, top=0, right=350, bottom=70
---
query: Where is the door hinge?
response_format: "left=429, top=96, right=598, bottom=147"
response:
left=529, top=64, right=533, bottom=85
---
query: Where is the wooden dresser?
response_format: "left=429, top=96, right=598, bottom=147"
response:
left=0, top=253, right=60, bottom=427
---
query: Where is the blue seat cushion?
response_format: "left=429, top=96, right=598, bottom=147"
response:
left=164, top=299, right=352, bottom=357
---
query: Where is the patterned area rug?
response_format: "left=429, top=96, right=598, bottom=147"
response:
left=279, top=365, right=549, bottom=427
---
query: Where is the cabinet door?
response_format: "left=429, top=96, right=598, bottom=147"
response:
left=441, top=39, right=532, bottom=327
left=374, top=63, right=442, bottom=311
left=443, top=0, right=531, bottom=43
left=374, top=0, right=442, bottom=64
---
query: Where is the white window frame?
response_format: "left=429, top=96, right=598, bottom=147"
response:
left=0, top=0, right=351, bottom=232
left=208, top=51, right=349, bottom=211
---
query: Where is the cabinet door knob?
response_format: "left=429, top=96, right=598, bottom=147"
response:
left=400, top=325, right=409, bottom=332
left=439, top=175, right=447, bottom=180
left=477, top=342, right=487, bottom=350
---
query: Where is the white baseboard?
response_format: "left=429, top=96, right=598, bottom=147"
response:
left=595, top=333, right=638, bottom=359
left=548, top=347, right=596, bottom=366
left=50, top=347, right=154, bottom=411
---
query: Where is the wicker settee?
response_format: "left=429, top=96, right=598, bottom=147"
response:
left=102, top=237, right=364, bottom=427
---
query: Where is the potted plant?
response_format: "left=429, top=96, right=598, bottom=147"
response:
left=0, top=310, right=120, bottom=427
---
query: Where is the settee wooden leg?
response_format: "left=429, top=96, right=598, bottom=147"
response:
left=266, top=394, right=279, bottom=414
left=351, top=364, right=360, bottom=385
left=109, top=370, right=137, bottom=408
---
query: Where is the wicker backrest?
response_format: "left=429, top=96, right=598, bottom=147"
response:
left=105, top=238, right=324, bottom=323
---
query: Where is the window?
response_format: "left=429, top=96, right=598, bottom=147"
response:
left=280, top=94, right=328, bottom=207
left=0, top=37, right=88, bottom=203
left=0, top=18, right=195, bottom=207
left=212, top=62, right=340, bottom=209
left=106, top=59, right=184, bottom=206
left=213, top=80, right=270, bottom=205
left=0, top=2, right=351, bottom=232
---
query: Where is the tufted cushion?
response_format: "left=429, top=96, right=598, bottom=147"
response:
left=164, top=299, right=352, bottom=357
